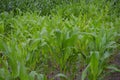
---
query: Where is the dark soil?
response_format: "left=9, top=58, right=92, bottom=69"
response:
left=46, top=52, right=120, bottom=80
left=105, top=72, right=120, bottom=80
left=105, top=52, right=120, bottom=80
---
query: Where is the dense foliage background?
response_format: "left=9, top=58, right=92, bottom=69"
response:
left=0, top=0, right=120, bottom=16
left=0, top=0, right=80, bottom=15
left=0, top=0, right=120, bottom=80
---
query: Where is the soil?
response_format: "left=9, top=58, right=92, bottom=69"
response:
left=105, top=72, right=120, bottom=80
left=105, top=52, right=120, bottom=80
left=46, top=52, right=120, bottom=80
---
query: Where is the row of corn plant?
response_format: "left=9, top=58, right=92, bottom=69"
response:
left=0, top=1, right=120, bottom=80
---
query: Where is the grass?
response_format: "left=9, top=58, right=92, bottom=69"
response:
left=0, top=0, right=120, bottom=80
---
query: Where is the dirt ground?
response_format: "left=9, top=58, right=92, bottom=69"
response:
left=105, top=52, right=120, bottom=80
left=47, top=52, right=120, bottom=80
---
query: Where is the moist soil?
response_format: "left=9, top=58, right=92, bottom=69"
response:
left=105, top=52, right=120, bottom=80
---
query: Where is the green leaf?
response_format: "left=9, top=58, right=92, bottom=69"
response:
left=54, top=73, right=67, bottom=80
left=107, top=65, right=120, bottom=72
left=82, top=64, right=90, bottom=80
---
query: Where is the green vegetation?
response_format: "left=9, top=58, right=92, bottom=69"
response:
left=0, top=0, right=120, bottom=80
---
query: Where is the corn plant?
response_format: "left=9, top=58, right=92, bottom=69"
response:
left=0, top=1, right=120, bottom=79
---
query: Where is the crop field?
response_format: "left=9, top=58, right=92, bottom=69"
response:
left=0, top=0, right=120, bottom=80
